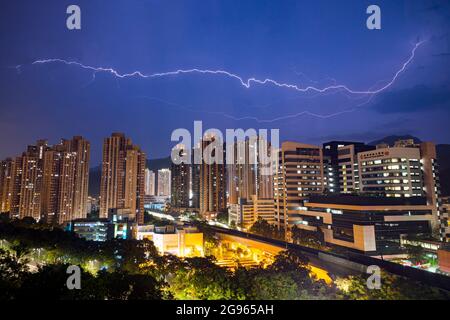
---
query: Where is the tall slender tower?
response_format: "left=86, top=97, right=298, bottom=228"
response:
left=9, top=156, right=23, bottom=218
left=145, top=168, right=156, bottom=196
left=66, top=136, right=90, bottom=220
left=199, top=135, right=226, bottom=220
left=171, top=145, right=190, bottom=209
left=157, top=169, right=171, bottom=197
left=18, top=141, right=47, bottom=221
left=100, top=133, right=146, bottom=224
left=0, top=158, right=13, bottom=213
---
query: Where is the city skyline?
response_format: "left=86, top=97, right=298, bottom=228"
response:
left=0, top=0, right=449, bottom=302
left=1, top=0, right=449, bottom=165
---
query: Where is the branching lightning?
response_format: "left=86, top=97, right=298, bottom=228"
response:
left=29, top=41, right=424, bottom=96
left=14, top=41, right=424, bottom=122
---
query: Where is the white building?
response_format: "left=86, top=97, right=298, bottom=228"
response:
left=157, top=168, right=171, bottom=197
left=145, top=168, right=156, bottom=196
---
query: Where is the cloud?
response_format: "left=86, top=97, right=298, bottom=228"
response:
left=372, top=85, right=450, bottom=114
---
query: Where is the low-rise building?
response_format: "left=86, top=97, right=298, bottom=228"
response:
left=229, top=195, right=275, bottom=229
left=136, top=224, right=204, bottom=257
left=71, top=218, right=113, bottom=241
left=295, top=195, right=434, bottom=255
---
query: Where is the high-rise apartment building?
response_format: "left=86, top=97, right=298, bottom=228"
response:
left=199, top=135, right=226, bottom=220
left=8, top=156, right=23, bottom=218
left=227, top=137, right=274, bottom=205
left=18, top=141, right=47, bottom=221
left=145, top=168, right=156, bottom=196
left=171, top=145, right=190, bottom=209
left=100, top=133, right=146, bottom=224
left=0, top=158, right=13, bottom=213
left=65, top=136, right=90, bottom=220
left=190, top=148, right=201, bottom=210
left=273, top=142, right=324, bottom=234
left=157, top=168, right=171, bottom=197
left=0, top=137, right=90, bottom=224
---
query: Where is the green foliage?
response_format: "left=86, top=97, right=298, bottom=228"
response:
left=216, top=211, right=229, bottom=225
left=233, top=249, right=337, bottom=300
left=337, top=271, right=450, bottom=300
left=249, top=218, right=284, bottom=240
left=0, top=248, right=29, bottom=300
left=291, top=225, right=325, bottom=249
left=1, top=218, right=447, bottom=301
left=404, top=244, right=426, bottom=265
left=168, top=256, right=244, bottom=300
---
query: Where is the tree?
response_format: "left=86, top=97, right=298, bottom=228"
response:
left=0, top=249, right=29, bottom=300
left=291, top=225, right=324, bottom=249
left=168, top=256, right=243, bottom=300
left=336, top=272, right=450, bottom=300
left=96, top=270, right=163, bottom=300
left=249, top=218, right=284, bottom=240
left=404, top=244, right=426, bottom=265
left=216, top=211, right=228, bottom=225
left=270, top=248, right=309, bottom=272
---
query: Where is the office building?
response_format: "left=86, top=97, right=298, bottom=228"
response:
left=296, top=195, right=434, bottom=255
left=358, top=140, right=441, bottom=229
left=72, top=218, right=113, bottom=241
left=229, top=195, right=275, bottom=229
left=337, top=143, right=375, bottom=194
left=99, top=133, right=146, bottom=224
left=322, top=141, right=374, bottom=194
left=273, top=142, right=325, bottom=234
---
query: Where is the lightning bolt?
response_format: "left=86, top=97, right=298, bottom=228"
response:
left=28, top=41, right=425, bottom=96
left=134, top=92, right=375, bottom=123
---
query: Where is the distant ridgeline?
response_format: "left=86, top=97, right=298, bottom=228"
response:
left=88, top=136, right=450, bottom=197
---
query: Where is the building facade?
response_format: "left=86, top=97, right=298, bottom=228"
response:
left=157, top=168, right=171, bottom=197
left=229, top=195, right=275, bottom=229
left=297, top=195, right=434, bottom=255
left=145, top=168, right=156, bottom=196
left=99, top=133, right=146, bottom=224
left=358, top=140, right=441, bottom=230
left=171, top=145, right=190, bottom=210
left=273, top=142, right=325, bottom=234
left=199, top=135, right=227, bottom=220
